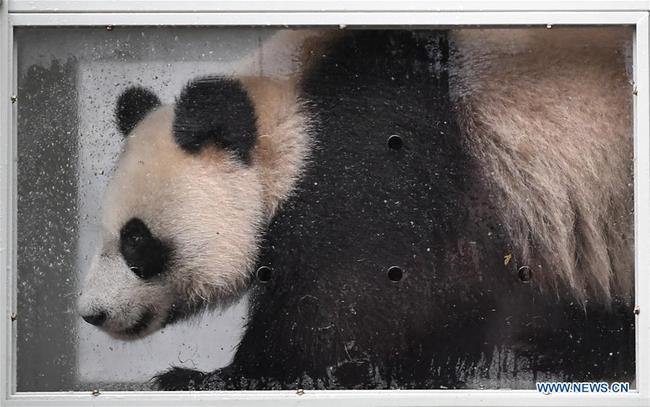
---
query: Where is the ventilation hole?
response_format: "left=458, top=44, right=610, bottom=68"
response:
left=387, top=266, right=403, bottom=282
left=518, top=266, right=532, bottom=283
left=387, top=135, right=403, bottom=150
left=129, top=266, right=143, bottom=278
left=256, top=266, right=272, bottom=283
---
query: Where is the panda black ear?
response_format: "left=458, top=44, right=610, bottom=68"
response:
left=173, top=77, right=257, bottom=164
left=115, top=86, right=161, bottom=136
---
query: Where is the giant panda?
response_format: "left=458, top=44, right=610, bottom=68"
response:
left=78, top=28, right=635, bottom=390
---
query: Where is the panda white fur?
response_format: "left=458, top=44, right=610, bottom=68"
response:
left=78, top=28, right=634, bottom=389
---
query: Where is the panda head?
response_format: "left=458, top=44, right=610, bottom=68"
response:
left=78, top=78, right=270, bottom=339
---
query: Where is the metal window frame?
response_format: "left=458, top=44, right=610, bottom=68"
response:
left=0, top=1, right=648, bottom=406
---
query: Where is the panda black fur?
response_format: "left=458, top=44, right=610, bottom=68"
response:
left=79, top=29, right=635, bottom=389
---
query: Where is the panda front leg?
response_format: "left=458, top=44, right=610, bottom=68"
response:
left=153, top=364, right=245, bottom=391
left=153, top=291, right=344, bottom=390
left=152, top=348, right=322, bottom=391
left=152, top=367, right=208, bottom=391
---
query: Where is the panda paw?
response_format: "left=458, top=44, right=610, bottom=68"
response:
left=152, top=367, right=207, bottom=391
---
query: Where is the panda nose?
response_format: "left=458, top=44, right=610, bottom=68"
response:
left=82, top=311, right=107, bottom=327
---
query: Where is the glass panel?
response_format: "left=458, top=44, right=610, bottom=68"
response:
left=14, top=26, right=635, bottom=392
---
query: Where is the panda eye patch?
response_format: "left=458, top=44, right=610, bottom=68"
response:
left=119, top=217, right=171, bottom=279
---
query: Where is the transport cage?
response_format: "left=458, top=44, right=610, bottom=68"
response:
left=0, top=1, right=649, bottom=407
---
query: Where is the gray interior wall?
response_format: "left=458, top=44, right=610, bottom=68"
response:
left=16, top=57, right=79, bottom=392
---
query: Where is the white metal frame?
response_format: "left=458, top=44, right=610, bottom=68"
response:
left=0, top=1, right=648, bottom=406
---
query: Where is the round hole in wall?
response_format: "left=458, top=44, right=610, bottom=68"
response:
left=518, top=266, right=532, bottom=283
left=256, top=266, right=272, bottom=283
left=387, top=266, right=403, bottom=282
left=387, top=135, right=403, bottom=150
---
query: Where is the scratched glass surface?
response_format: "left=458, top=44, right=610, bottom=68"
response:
left=15, top=27, right=635, bottom=392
